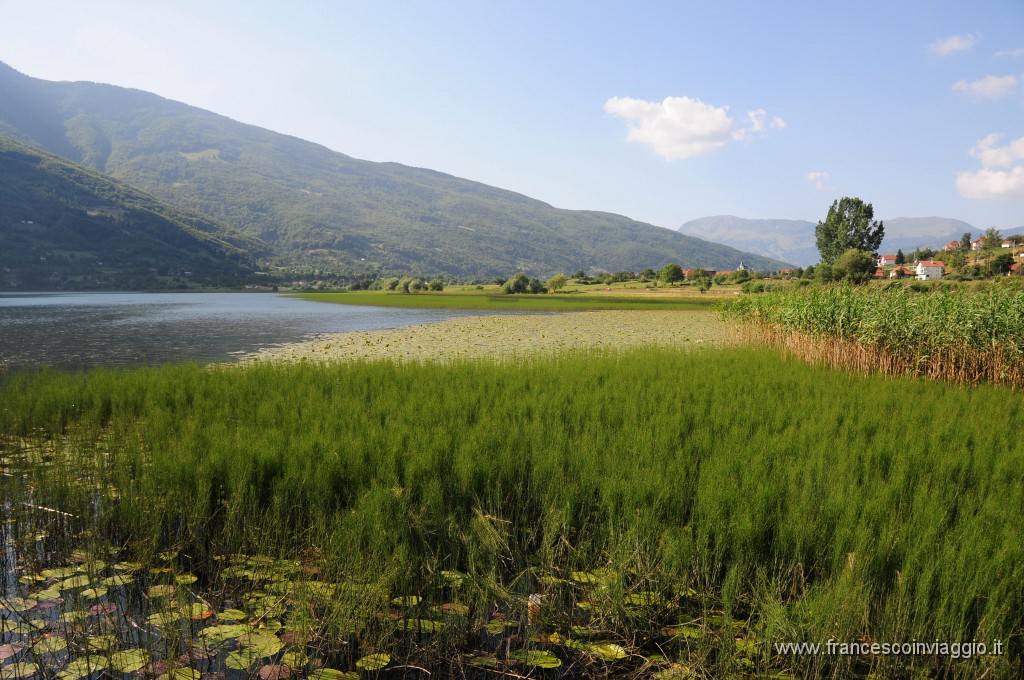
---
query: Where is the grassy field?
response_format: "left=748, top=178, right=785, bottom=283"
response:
left=2, top=346, right=1022, bottom=678
left=291, top=287, right=723, bottom=311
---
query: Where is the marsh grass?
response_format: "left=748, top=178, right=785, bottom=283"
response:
left=724, top=283, right=1024, bottom=386
left=1, top=348, right=1022, bottom=677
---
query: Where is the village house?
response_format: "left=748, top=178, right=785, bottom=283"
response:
left=942, top=241, right=960, bottom=253
left=1001, top=240, right=1013, bottom=248
left=916, top=260, right=945, bottom=280
left=877, top=254, right=897, bottom=267
left=888, top=266, right=914, bottom=279
left=971, top=238, right=985, bottom=251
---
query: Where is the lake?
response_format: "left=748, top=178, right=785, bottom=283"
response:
left=0, top=292, right=497, bottom=370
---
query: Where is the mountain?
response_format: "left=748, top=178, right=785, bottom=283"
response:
left=0, top=61, right=788, bottom=278
left=679, top=215, right=981, bottom=266
left=0, top=136, right=259, bottom=290
left=676, top=216, right=819, bottom=267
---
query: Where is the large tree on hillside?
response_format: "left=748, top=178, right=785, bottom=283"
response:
left=815, top=197, right=885, bottom=264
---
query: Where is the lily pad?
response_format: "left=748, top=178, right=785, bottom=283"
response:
left=511, top=650, right=562, bottom=669
left=88, top=602, right=117, bottom=616
left=200, top=623, right=251, bottom=642
left=80, top=587, right=108, bottom=600
left=440, top=570, right=467, bottom=588
left=355, top=654, right=390, bottom=671
left=216, top=608, right=247, bottom=621
left=281, top=651, right=308, bottom=668
left=0, top=598, right=37, bottom=613
left=587, top=642, right=628, bottom=661
left=309, top=669, right=358, bottom=680
left=237, top=632, right=284, bottom=657
left=174, top=574, right=198, bottom=585
left=31, top=635, right=67, bottom=654
left=0, top=662, right=39, bottom=679
left=101, top=575, right=133, bottom=587
left=390, top=595, right=420, bottom=607
left=113, top=561, right=143, bottom=572
left=156, top=669, right=201, bottom=680
left=111, top=649, right=151, bottom=673
left=624, top=591, right=661, bottom=606
left=148, top=584, right=176, bottom=598
left=0, top=643, right=25, bottom=661
left=57, top=576, right=91, bottom=590
left=258, top=665, right=292, bottom=680
left=41, top=567, right=76, bottom=579
left=147, top=610, right=182, bottom=626
left=570, top=571, right=599, bottom=584
left=59, top=610, right=88, bottom=624
left=57, top=656, right=109, bottom=680
left=225, top=649, right=262, bottom=671
left=86, top=635, right=117, bottom=652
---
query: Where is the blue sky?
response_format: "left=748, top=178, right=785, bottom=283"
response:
left=2, top=0, right=1023, bottom=234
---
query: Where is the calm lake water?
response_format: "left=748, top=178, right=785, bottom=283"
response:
left=0, top=292, right=493, bottom=370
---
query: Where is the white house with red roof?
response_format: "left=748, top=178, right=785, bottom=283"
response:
left=1002, top=240, right=1013, bottom=248
left=971, top=238, right=985, bottom=251
left=915, top=260, right=945, bottom=280
left=943, top=241, right=960, bottom=252
left=877, top=254, right=897, bottom=267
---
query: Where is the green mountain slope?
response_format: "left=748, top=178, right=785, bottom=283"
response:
left=0, top=136, right=259, bottom=290
left=0, top=61, right=788, bottom=277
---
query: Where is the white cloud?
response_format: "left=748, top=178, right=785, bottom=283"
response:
left=929, top=34, right=976, bottom=56
left=994, top=48, right=1024, bottom=58
left=806, top=171, right=833, bottom=191
left=951, top=73, right=1019, bottom=97
left=957, top=133, right=1024, bottom=199
left=603, top=96, right=785, bottom=160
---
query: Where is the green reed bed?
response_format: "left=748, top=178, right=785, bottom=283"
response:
left=1, top=349, right=1023, bottom=678
left=723, top=283, right=1024, bottom=386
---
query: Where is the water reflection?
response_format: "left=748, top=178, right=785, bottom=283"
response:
left=0, top=293, right=490, bottom=371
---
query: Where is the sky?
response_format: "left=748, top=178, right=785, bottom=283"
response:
left=1, top=0, right=1023, bottom=234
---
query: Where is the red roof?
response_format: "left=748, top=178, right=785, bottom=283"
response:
left=918, top=260, right=945, bottom=267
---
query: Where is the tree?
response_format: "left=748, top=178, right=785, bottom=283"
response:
left=546, top=273, right=567, bottom=292
left=982, top=227, right=1004, bottom=250
left=833, top=249, right=876, bottom=283
left=659, top=263, right=683, bottom=285
left=815, top=197, right=885, bottom=264
left=989, top=252, right=1014, bottom=276
left=959, top=232, right=973, bottom=251
left=502, top=272, right=529, bottom=294
left=895, top=249, right=905, bottom=265
left=693, top=275, right=712, bottom=293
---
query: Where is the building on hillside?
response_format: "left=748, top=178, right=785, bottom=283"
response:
left=889, top=266, right=914, bottom=279
left=943, top=241, right=960, bottom=252
left=872, top=268, right=884, bottom=279
left=778, top=268, right=793, bottom=277
left=915, top=260, right=945, bottom=280
left=877, top=254, right=897, bottom=267
left=971, top=238, right=985, bottom=251
left=1002, top=240, right=1014, bottom=248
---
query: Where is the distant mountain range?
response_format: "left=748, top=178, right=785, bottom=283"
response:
left=0, top=136, right=257, bottom=290
left=678, top=215, right=1022, bottom=267
left=0, top=61, right=788, bottom=285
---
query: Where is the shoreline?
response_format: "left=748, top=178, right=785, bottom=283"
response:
left=243, top=309, right=725, bottom=364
